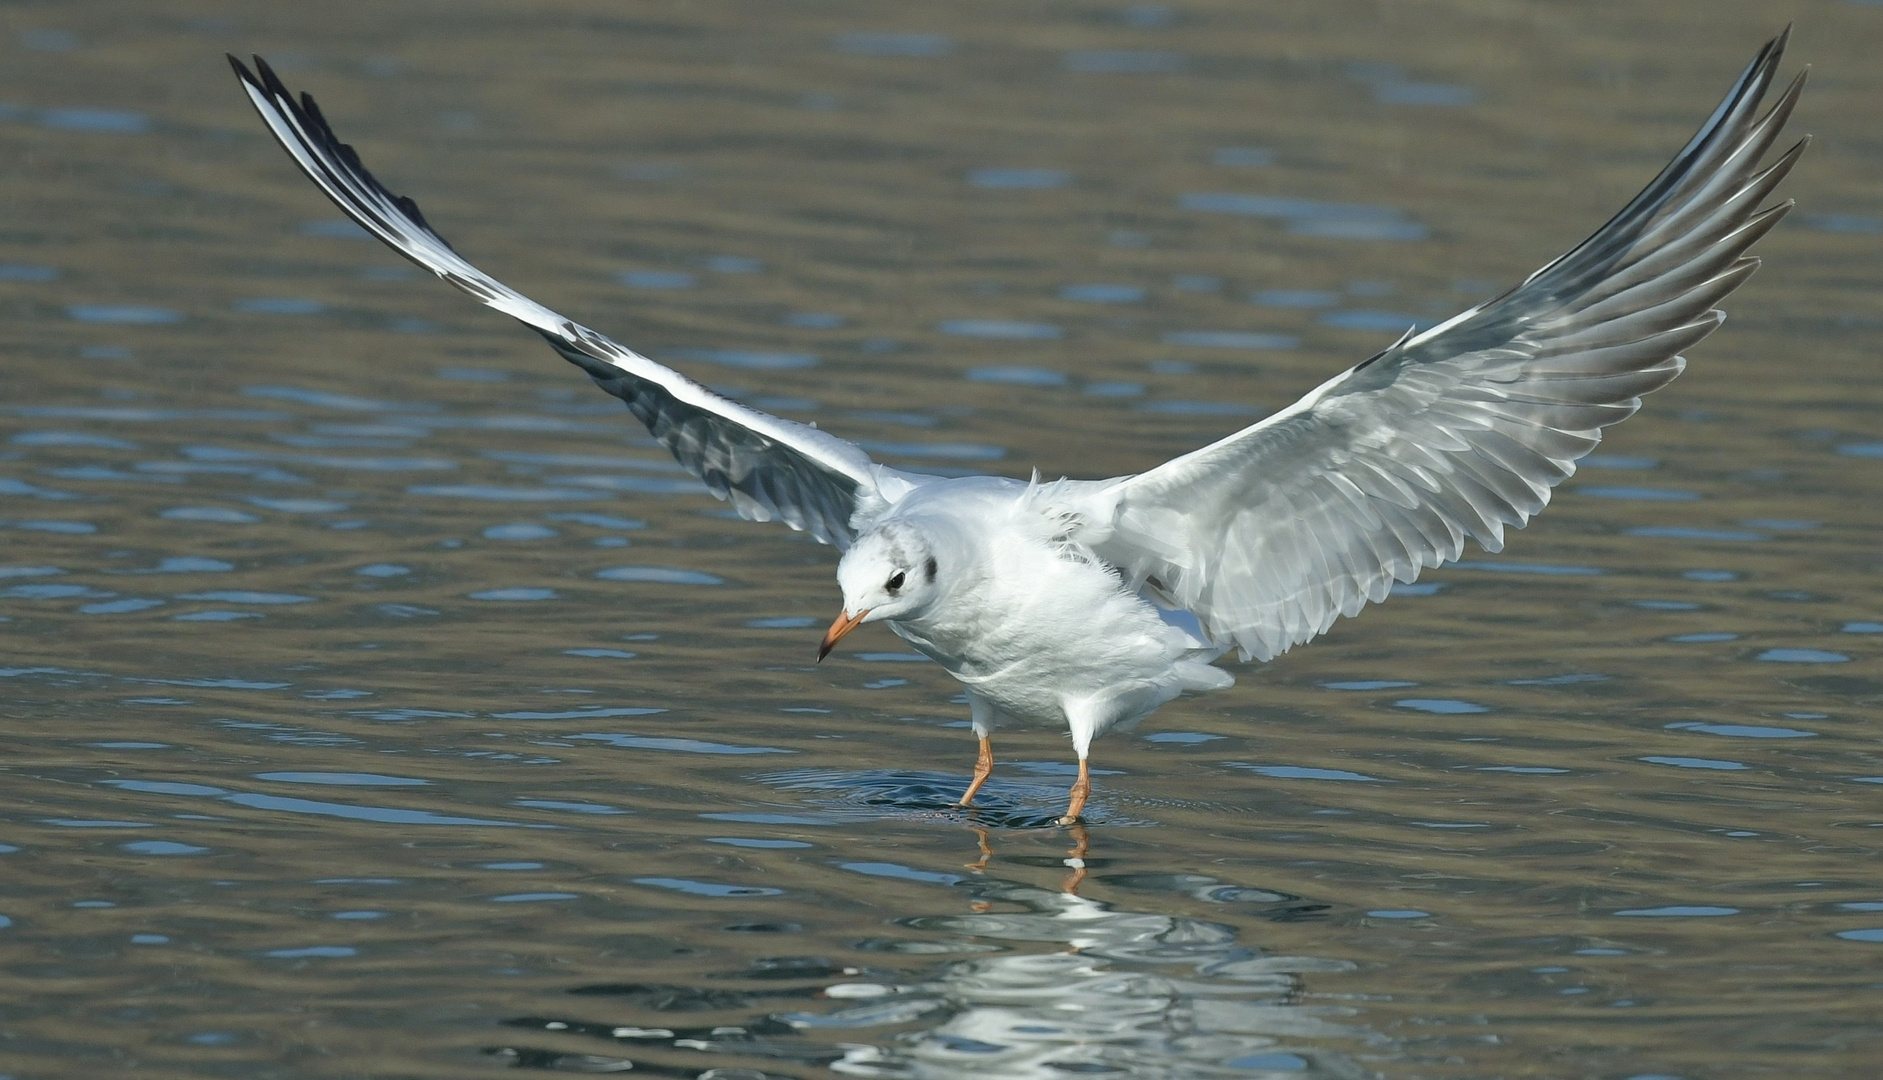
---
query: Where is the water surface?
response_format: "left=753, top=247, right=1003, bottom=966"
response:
left=2, top=3, right=1880, bottom=1078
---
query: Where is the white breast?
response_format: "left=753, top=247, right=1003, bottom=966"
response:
left=886, top=490, right=1226, bottom=728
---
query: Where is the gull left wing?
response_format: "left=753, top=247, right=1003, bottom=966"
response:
left=1061, top=31, right=1805, bottom=662
left=229, top=55, right=926, bottom=548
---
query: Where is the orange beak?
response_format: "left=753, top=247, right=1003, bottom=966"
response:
left=817, top=608, right=869, bottom=662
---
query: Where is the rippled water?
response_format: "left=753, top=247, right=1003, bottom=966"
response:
left=4, top=3, right=1881, bottom=1077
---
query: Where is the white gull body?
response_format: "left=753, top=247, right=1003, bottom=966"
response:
left=230, top=32, right=1805, bottom=823
left=840, top=476, right=1234, bottom=754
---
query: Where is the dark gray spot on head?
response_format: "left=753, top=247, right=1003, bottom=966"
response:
left=925, top=555, right=938, bottom=581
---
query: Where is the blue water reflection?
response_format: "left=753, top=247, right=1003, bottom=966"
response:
left=667, top=348, right=816, bottom=371
left=1253, top=289, right=1337, bottom=308
left=1162, top=330, right=1297, bottom=350
left=1059, top=283, right=1145, bottom=304
left=1180, top=193, right=1427, bottom=241
left=1667, top=722, right=1816, bottom=739
left=595, top=566, right=724, bottom=585
left=483, top=523, right=557, bottom=540
left=1213, top=147, right=1276, bottom=167
left=233, top=298, right=325, bottom=315
left=12, top=430, right=134, bottom=448
left=1229, top=763, right=1386, bottom=782
left=940, top=320, right=1063, bottom=341
left=469, top=587, right=558, bottom=601
left=67, top=304, right=180, bottom=324
left=1062, top=50, right=1187, bottom=73
left=1394, top=698, right=1489, bottom=714
left=38, top=107, right=151, bottom=133
left=967, top=168, right=1070, bottom=190
left=1318, top=310, right=1436, bottom=333
left=616, top=270, right=696, bottom=290
left=832, top=32, right=953, bottom=57
left=965, top=366, right=1065, bottom=387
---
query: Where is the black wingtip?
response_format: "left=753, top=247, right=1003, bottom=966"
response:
left=235, top=54, right=293, bottom=113
left=228, top=53, right=270, bottom=97
left=228, top=52, right=462, bottom=257
left=1756, top=25, right=1791, bottom=77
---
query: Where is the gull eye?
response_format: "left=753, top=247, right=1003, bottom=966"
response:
left=886, top=570, right=906, bottom=592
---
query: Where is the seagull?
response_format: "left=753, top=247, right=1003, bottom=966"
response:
left=230, top=32, right=1804, bottom=825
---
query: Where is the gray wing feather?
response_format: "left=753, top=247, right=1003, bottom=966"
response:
left=1070, top=31, right=1805, bottom=661
left=229, top=55, right=924, bottom=548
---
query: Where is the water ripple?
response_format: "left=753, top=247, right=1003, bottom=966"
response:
left=967, top=168, right=1070, bottom=190
left=1227, top=762, right=1387, bottom=782
left=408, top=484, right=603, bottom=501
left=831, top=32, right=953, bottom=57
left=595, top=566, right=724, bottom=586
left=1639, top=756, right=1749, bottom=771
left=570, top=732, right=789, bottom=756
left=1667, top=721, right=1817, bottom=739
left=1062, top=50, right=1186, bottom=73
left=940, top=320, right=1063, bottom=341
left=632, top=876, right=783, bottom=898
left=1180, top=193, right=1426, bottom=240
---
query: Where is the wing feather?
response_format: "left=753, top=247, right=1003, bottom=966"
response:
left=229, top=55, right=927, bottom=548
left=1063, top=31, right=1804, bottom=661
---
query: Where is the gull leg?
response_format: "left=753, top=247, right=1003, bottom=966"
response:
left=959, top=691, right=1000, bottom=809
left=1057, top=757, right=1091, bottom=826
left=957, top=736, right=994, bottom=807
left=1057, top=693, right=1111, bottom=826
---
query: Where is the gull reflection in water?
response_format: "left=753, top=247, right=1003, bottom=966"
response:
left=493, top=831, right=1379, bottom=1078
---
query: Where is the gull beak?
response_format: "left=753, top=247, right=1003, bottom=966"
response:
left=818, top=608, right=869, bottom=662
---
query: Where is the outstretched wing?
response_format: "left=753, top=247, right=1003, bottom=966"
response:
left=229, top=55, right=926, bottom=548
left=1067, top=31, right=1806, bottom=661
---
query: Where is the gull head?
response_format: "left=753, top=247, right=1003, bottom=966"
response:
left=820, top=521, right=943, bottom=660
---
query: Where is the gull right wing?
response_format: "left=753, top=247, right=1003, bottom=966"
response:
left=230, top=54, right=926, bottom=549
